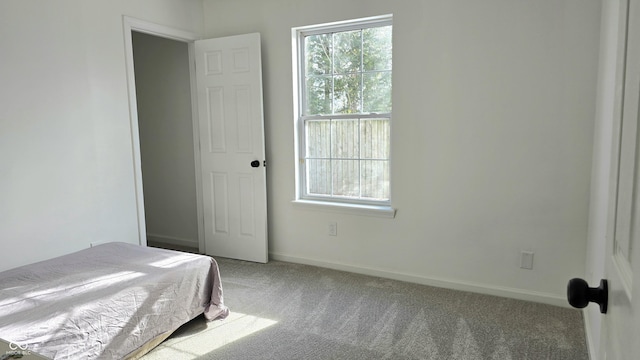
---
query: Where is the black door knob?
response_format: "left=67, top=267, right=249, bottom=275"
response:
left=251, top=160, right=260, bottom=168
left=567, top=278, right=608, bottom=314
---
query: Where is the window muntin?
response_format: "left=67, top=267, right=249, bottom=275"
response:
left=296, top=16, right=392, bottom=205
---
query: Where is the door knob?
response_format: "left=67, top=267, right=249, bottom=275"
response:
left=567, top=278, right=608, bottom=314
left=251, top=160, right=260, bottom=168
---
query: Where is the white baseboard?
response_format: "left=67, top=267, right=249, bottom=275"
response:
left=270, top=252, right=568, bottom=308
left=147, top=233, right=199, bottom=249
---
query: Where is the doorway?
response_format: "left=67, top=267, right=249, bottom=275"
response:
left=122, top=17, right=204, bottom=253
left=131, top=31, right=199, bottom=253
left=123, top=18, right=268, bottom=262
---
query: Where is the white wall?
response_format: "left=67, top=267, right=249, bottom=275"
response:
left=203, top=0, right=602, bottom=305
left=132, top=32, right=199, bottom=248
left=0, top=0, right=204, bottom=272
left=0, top=0, right=603, bottom=308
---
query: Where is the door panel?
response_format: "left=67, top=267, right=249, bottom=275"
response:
left=602, top=0, right=640, bottom=358
left=205, top=87, right=226, bottom=152
left=195, top=33, right=268, bottom=263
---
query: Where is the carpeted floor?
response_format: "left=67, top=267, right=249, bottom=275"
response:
left=141, top=255, right=589, bottom=360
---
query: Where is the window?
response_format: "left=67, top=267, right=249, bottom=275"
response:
left=293, top=15, right=393, bottom=209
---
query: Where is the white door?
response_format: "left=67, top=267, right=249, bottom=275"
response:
left=601, top=0, right=640, bottom=358
left=194, top=33, right=268, bottom=263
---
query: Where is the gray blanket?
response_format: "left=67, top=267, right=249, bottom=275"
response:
left=0, top=242, right=229, bottom=359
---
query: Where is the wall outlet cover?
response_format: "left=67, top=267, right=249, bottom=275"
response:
left=328, top=222, right=337, bottom=236
left=520, top=251, right=534, bottom=270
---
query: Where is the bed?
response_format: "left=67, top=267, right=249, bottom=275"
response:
left=0, top=242, right=229, bottom=359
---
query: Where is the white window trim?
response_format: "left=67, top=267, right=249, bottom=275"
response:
left=292, top=14, right=395, bottom=216
left=291, top=199, right=396, bottom=218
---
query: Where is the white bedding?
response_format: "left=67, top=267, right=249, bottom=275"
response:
left=0, top=242, right=229, bottom=359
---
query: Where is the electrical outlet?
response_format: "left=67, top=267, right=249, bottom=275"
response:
left=328, top=222, right=337, bottom=236
left=520, top=251, right=534, bottom=270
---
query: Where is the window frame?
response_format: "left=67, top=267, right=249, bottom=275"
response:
left=292, top=15, right=394, bottom=211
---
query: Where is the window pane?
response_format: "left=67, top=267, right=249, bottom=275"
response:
left=363, top=72, right=392, bottom=113
left=360, top=118, right=390, bottom=159
left=307, top=159, right=331, bottom=195
left=305, top=75, right=332, bottom=115
left=331, top=119, right=359, bottom=159
left=332, top=160, right=359, bottom=197
left=306, top=119, right=331, bottom=158
left=333, top=30, right=361, bottom=74
left=360, top=160, right=389, bottom=200
left=363, top=26, right=392, bottom=71
left=305, top=34, right=332, bottom=75
left=298, top=18, right=392, bottom=204
left=333, top=74, right=362, bottom=114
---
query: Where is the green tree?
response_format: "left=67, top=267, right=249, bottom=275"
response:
left=304, top=26, right=392, bottom=115
left=303, top=25, right=392, bottom=200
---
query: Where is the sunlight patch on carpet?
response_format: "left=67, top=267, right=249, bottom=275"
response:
left=144, top=312, right=277, bottom=359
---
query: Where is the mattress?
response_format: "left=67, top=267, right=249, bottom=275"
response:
left=0, top=242, right=229, bottom=359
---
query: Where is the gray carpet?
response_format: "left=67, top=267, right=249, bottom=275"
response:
left=142, top=257, right=589, bottom=360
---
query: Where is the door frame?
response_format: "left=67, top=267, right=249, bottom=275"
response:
left=122, top=16, right=205, bottom=253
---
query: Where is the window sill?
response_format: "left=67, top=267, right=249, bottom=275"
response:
left=292, top=199, right=396, bottom=218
